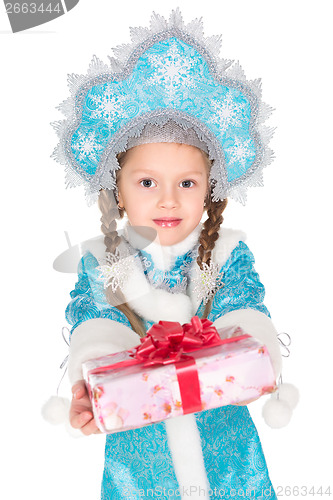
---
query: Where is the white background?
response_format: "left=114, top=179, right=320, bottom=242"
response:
left=1, top=0, right=332, bottom=498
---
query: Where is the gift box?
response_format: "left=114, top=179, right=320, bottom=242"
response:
left=82, top=317, right=277, bottom=434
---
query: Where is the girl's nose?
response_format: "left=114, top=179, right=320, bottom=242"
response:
left=158, top=186, right=180, bottom=209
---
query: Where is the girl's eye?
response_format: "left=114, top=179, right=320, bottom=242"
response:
left=140, top=179, right=156, bottom=188
left=139, top=179, right=194, bottom=188
left=180, top=180, right=194, bottom=188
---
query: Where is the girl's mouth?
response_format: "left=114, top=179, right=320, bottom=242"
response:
left=153, top=218, right=182, bottom=228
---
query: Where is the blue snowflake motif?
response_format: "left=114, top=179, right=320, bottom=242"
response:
left=72, top=129, right=104, bottom=162
left=90, top=84, right=127, bottom=124
left=146, top=39, right=197, bottom=102
left=210, top=90, right=246, bottom=133
left=227, top=138, right=253, bottom=165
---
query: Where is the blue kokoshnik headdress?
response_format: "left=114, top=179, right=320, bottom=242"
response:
left=52, top=8, right=274, bottom=205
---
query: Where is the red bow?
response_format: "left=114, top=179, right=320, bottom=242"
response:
left=135, top=316, right=222, bottom=366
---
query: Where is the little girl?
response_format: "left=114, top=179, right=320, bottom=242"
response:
left=53, top=9, right=282, bottom=499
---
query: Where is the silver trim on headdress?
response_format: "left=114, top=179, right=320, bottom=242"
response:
left=51, top=8, right=275, bottom=205
left=125, top=121, right=209, bottom=154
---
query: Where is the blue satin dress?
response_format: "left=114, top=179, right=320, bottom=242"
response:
left=66, top=241, right=277, bottom=500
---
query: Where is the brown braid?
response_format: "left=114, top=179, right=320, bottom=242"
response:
left=98, top=188, right=147, bottom=338
left=197, top=196, right=228, bottom=319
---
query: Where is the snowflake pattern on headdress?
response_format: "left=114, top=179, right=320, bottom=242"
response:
left=193, top=261, right=225, bottom=305
left=146, top=38, right=198, bottom=102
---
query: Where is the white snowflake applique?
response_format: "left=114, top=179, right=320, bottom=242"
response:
left=226, top=137, right=254, bottom=170
left=72, top=129, right=104, bottom=162
left=210, top=91, right=245, bottom=132
left=193, top=261, right=224, bottom=305
left=147, top=40, right=196, bottom=100
left=90, top=84, right=126, bottom=124
left=97, top=248, right=136, bottom=293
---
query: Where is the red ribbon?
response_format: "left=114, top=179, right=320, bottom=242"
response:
left=132, top=316, right=224, bottom=414
left=89, top=317, right=250, bottom=415
left=134, top=316, right=222, bottom=367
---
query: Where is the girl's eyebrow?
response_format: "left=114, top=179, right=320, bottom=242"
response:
left=130, top=168, right=204, bottom=176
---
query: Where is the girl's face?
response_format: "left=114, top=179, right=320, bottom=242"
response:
left=117, top=142, right=209, bottom=246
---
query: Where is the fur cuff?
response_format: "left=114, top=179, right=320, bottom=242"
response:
left=213, top=309, right=282, bottom=378
left=67, top=318, right=140, bottom=385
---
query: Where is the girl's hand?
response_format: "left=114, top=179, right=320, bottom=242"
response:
left=69, top=380, right=101, bottom=435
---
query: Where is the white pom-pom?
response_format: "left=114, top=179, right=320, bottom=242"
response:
left=262, top=381, right=299, bottom=429
left=262, top=398, right=292, bottom=428
left=278, top=383, right=299, bottom=410
left=42, top=396, right=70, bottom=425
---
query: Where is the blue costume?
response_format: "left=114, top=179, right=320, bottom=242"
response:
left=65, top=228, right=277, bottom=500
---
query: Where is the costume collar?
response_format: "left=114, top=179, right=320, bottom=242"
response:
left=96, top=224, right=246, bottom=323
left=122, top=221, right=201, bottom=271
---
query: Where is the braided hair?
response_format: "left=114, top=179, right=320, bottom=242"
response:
left=197, top=195, right=228, bottom=319
left=98, top=187, right=147, bottom=338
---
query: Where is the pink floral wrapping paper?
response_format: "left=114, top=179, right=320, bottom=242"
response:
left=82, top=326, right=277, bottom=434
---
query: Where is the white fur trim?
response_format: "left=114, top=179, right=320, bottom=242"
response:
left=123, top=222, right=202, bottom=271
left=211, top=227, right=246, bottom=268
left=213, top=309, right=282, bottom=378
left=123, top=273, right=194, bottom=324
left=121, top=257, right=194, bottom=324
left=123, top=225, right=246, bottom=324
left=67, top=318, right=140, bottom=384
left=165, top=415, right=210, bottom=499
left=119, top=223, right=201, bottom=322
